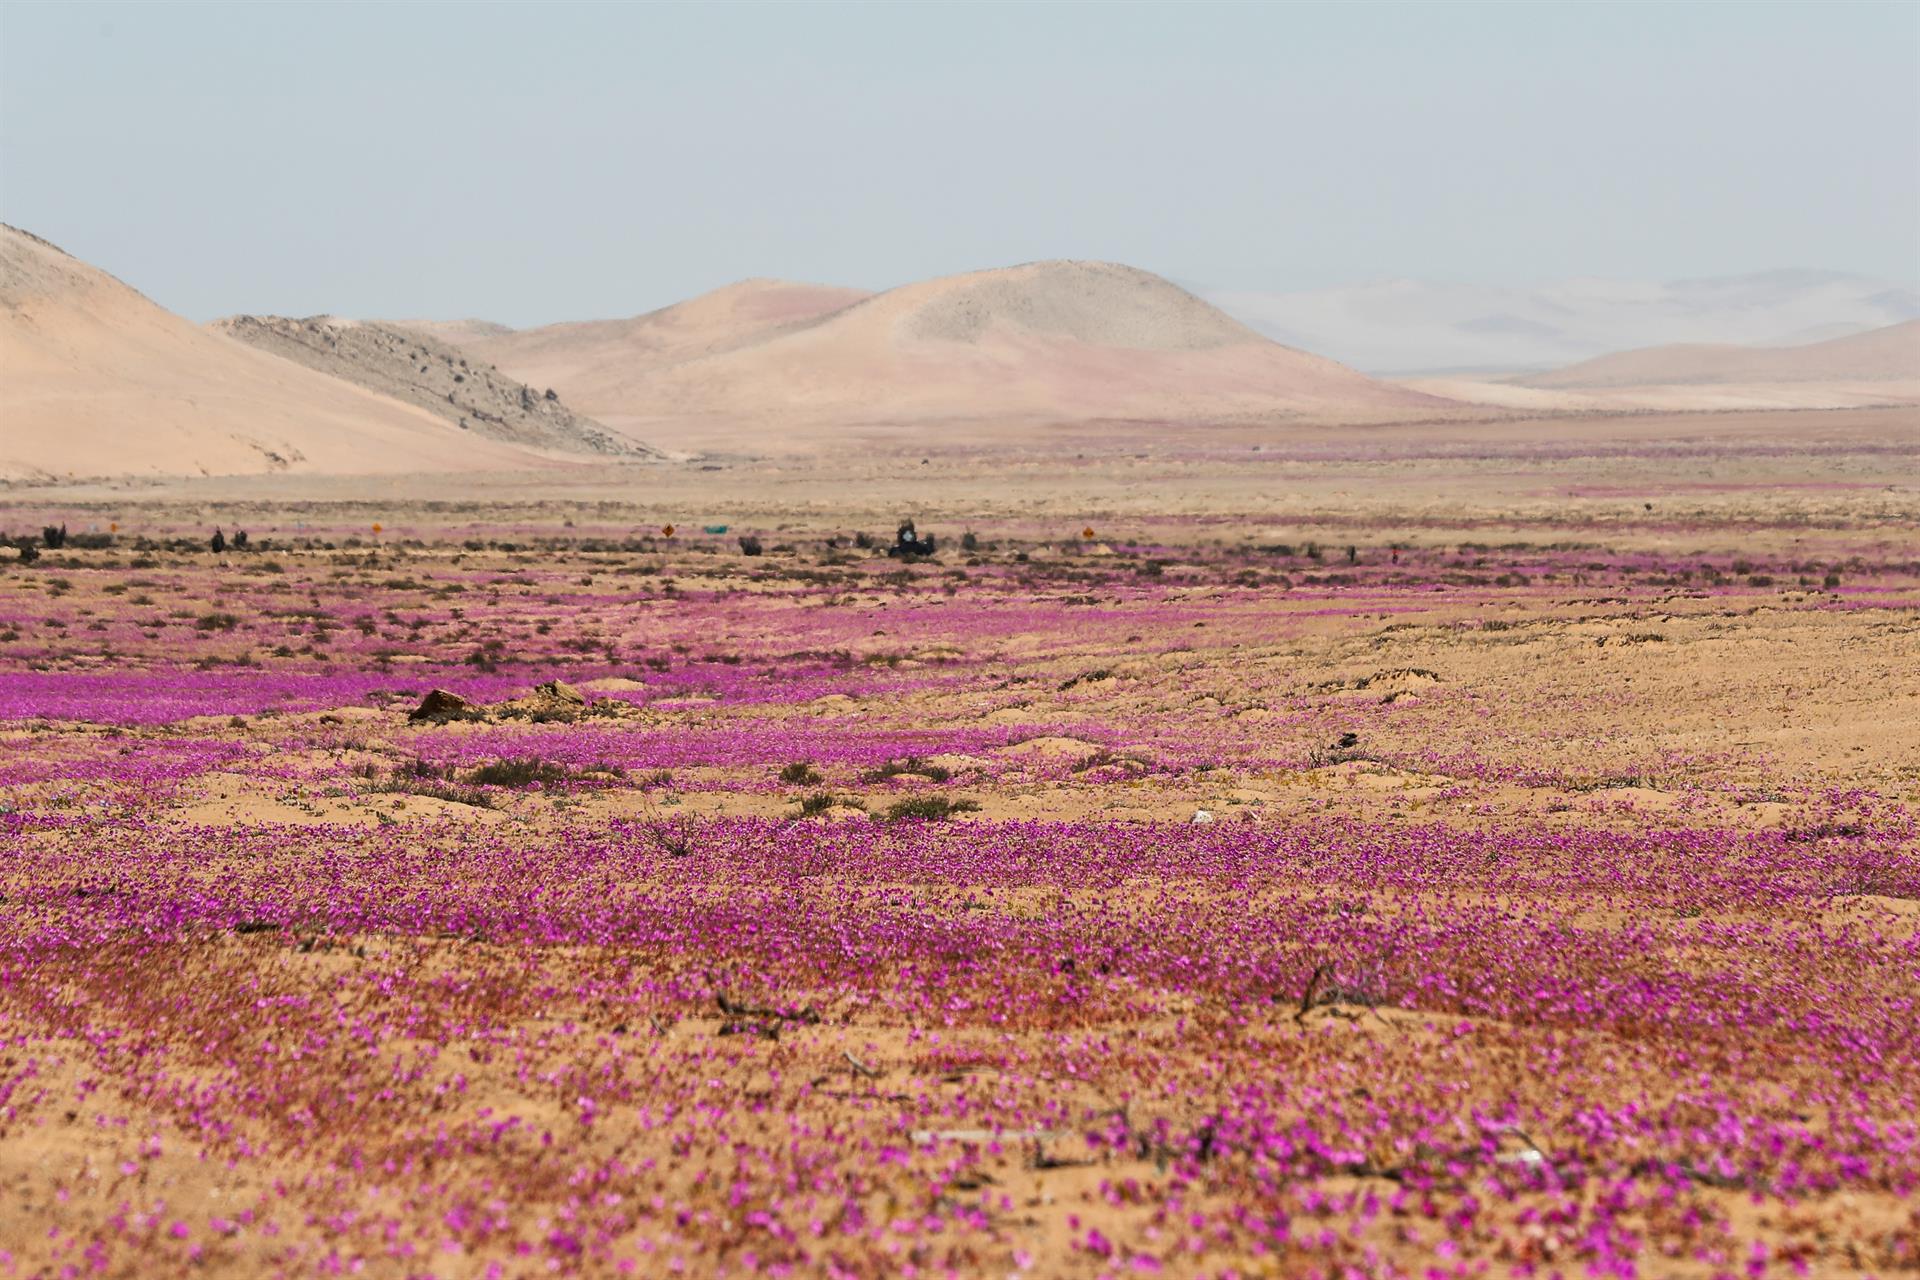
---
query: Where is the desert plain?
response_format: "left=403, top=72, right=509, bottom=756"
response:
left=2, top=398, right=1918, bottom=1279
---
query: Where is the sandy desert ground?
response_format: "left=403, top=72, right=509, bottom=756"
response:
left=2, top=403, right=1917, bottom=1277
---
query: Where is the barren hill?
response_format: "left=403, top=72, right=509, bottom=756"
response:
left=435, top=279, right=873, bottom=412
left=0, top=225, right=561, bottom=481
left=466, top=261, right=1450, bottom=444
left=1516, top=320, right=1920, bottom=389
left=211, top=314, right=653, bottom=457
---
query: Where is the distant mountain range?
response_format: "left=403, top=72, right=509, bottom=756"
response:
left=2, top=229, right=1448, bottom=479
left=1397, top=320, right=1919, bottom=414
left=5, top=220, right=1913, bottom=482
left=1203, top=270, right=1920, bottom=375
left=1514, top=320, right=1920, bottom=390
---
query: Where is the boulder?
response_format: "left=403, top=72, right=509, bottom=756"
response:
left=408, top=689, right=481, bottom=722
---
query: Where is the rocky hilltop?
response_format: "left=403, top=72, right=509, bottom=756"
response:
left=212, top=314, right=655, bottom=457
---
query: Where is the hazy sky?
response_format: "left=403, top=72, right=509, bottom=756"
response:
left=3, top=1, right=1915, bottom=325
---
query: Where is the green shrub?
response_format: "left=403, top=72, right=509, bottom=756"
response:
left=885, top=795, right=979, bottom=822
left=467, top=756, right=620, bottom=788
left=861, top=757, right=951, bottom=784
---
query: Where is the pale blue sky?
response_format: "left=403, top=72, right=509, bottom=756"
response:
left=2, top=0, right=1915, bottom=325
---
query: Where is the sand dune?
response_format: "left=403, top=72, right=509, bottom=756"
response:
left=1516, top=321, right=1920, bottom=389
left=0, top=225, right=561, bottom=482
left=211, top=314, right=655, bottom=457
left=459, top=261, right=1451, bottom=446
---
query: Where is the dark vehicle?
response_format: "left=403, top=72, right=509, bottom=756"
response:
left=889, top=520, right=935, bottom=558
